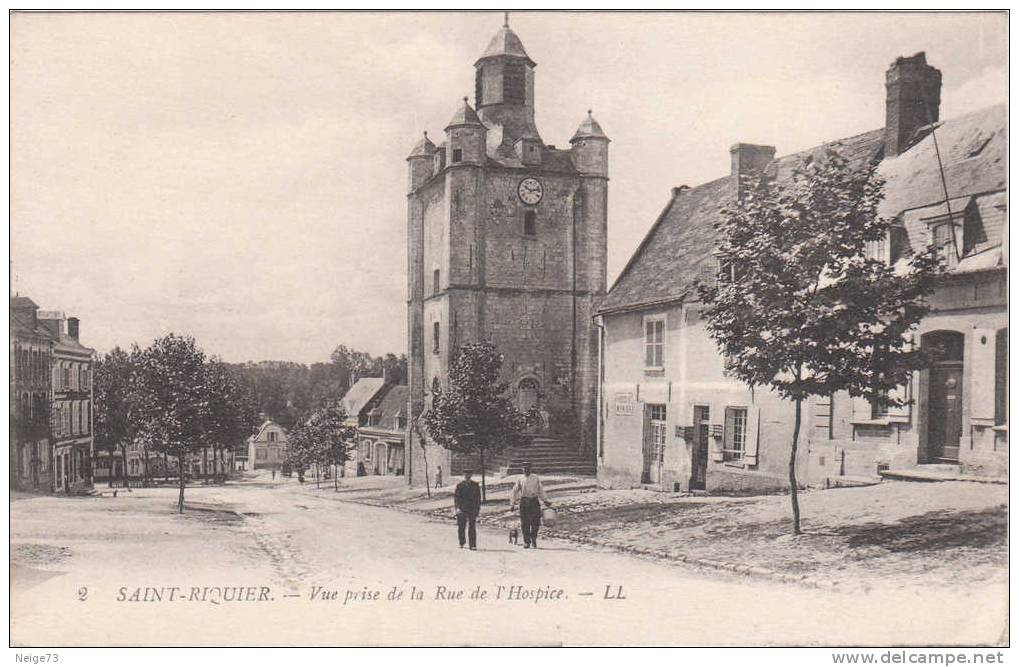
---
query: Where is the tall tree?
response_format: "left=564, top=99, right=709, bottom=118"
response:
left=134, top=334, right=208, bottom=513
left=424, top=342, right=531, bottom=500
left=93, top=346, right=140, bottom=485
left=202, top=359, right=258, bottom=480
left=696, top=148, right=944, bottom=534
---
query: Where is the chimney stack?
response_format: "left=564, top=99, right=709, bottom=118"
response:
left=67, top=317, right=80, bottom=340
left=729, top=143, right=776, bottom=180
left=885, top=52, right=942, bottom=157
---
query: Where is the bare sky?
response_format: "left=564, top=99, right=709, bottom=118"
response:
left=10, top=11, right=1007, bottom=363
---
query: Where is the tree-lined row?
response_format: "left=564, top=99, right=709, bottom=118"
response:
left=93, top=334, right=258, bottom=512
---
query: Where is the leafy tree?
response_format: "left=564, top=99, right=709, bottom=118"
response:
left=133, top=334, right=208, bottom=513
left=93, top=346, right=141, bottom=485
left=696, top=148, right=944, bottom=534
left=202, top=359, right=258, bottom=480
left=285, top=405, right=355, bottom=489
left=423, top=342, right=531, bottom=500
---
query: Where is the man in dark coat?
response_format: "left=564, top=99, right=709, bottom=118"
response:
left=453, top=471, right=482, bottom=550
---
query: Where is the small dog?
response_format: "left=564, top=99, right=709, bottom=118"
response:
left=508, top=527, right=519, bottom=544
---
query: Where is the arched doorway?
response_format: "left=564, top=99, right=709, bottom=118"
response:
left=922, top=331, right=965, bottom=462
left=517, top=378, right=539, bottom=414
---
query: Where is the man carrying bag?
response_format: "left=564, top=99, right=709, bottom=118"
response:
left=510, top=463, right=552, bottom=549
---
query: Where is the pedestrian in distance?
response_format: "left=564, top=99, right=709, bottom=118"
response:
left=454, top=470, right=482, bottom=550
left=510, top=463, right=552, bottom=549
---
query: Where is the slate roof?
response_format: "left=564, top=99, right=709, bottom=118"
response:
left=10, top=310, right=52, bottom=340
left=10, top=296, right=39, bottom=310
left=878, top=104, right=1006, bottom=218
left=476, top=25, right=535, bottom=66
left=408, top=131, right=436, bottom=158
left=365, top=384, right=408, bottom=434
left=571, top=111, right=609, bottom=142
left=340, top=377, right=387, bottom=420
left=446, top=98, right=483, bottom=129
left=599, top=103, right=1007, bottom=315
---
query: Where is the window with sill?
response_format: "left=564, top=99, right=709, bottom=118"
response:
left=723, top=407, right=747, bottom=462
left=451, top=148, right=463, bottom=163
left=433, top=269, right=441, bottom=294
left=644, top=317, right=664, bottom=368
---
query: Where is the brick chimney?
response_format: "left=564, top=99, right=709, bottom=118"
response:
left=67, top=317, right=80, bottom=340
left=885, top=52, right=942, bottom=157
left=729, top=143, right=776, bottom=179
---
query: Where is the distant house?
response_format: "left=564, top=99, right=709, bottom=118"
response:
left=596, top=52, right=1006, bottom=492
left=247, top=420, right=288, bottom=471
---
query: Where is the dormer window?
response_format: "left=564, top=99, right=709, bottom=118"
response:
left=866, top=225, right=907, bottom=265
left=930, top=219, right=962, bottom=268
left=923, top=199, right=979, bottom=267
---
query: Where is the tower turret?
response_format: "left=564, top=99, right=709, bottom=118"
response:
left=445, top=97, right=487, bottom=166
left=474, top=15, right=541, bottom=154
left=406, top=131, right=436, bottom=192
left=570, top=110, right=610, bottom=177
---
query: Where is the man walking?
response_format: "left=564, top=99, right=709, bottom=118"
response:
left=510, top=463, right=551, bottom=549
left=454, top=470, right=482, bottom=550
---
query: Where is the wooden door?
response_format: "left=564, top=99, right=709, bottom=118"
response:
left=929, top=366, right=964, bottom=461
left=689, top=406, right=710, bottom=490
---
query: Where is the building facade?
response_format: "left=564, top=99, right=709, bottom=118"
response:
left=11, top=297, right=56, bottom=492
left=10, top=298, right=95, bottom=493
left=406, top=19, right=608, bottom=485
left=351, top=384, right=408, bottom=477
left=597, top=53, right=1007, bottom=492
left=39, top=311, right=96, bottom=493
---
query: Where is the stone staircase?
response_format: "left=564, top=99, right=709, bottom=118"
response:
left=450, top=436, right=596, bottom=477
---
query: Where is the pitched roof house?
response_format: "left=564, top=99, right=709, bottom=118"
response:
left=351, top=384, right=409, bottom=477
left=596, top=53, right=1007, bottom=492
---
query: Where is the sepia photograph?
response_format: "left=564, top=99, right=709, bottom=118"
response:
left=7, top=9, right=1009, bottom=650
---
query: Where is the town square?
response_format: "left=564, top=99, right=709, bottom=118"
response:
left=8, top=11, right=1009, bottom=648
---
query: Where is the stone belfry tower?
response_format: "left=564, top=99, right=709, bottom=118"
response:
left=405, top=16, right=608, bottom=485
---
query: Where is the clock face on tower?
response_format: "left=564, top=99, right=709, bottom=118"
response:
left=517, top=177, right=544, bottom=206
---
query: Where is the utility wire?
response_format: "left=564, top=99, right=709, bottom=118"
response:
left=917, top=85, right=961, bottom=263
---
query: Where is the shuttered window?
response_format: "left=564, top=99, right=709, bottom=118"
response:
left=645, top=318, right=664, bottom=368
